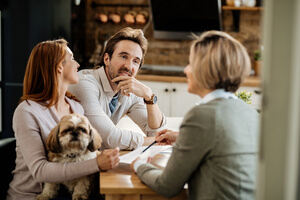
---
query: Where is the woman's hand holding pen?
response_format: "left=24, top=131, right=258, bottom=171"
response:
left=131, top=130, right=178, bottom=173
left=155, top=129, right=179, bottom=145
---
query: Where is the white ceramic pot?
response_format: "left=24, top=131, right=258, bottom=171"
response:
left=242, top=0, right=256, bottom=7
left=234, top=0, right=242, bottom=7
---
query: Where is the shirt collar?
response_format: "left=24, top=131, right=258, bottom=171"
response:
left=198, top=89, right=237, bottom=105
left=96, top=66, right=128, bottom=104
left=96, top=67, right=116, bottom=94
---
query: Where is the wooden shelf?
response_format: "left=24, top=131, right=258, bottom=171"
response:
left=222, top=6, right=263, bottom=32
left=222, top=6, right=263, bottom=11
left=136, top=74, right=187, bottom=83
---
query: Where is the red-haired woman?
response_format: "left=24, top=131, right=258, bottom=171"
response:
left=7, top=39, right=119, bottom=200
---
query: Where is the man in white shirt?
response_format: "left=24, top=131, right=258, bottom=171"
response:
left=69, top=27, right=166, bottom=150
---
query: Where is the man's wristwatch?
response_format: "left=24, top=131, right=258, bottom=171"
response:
left=144, top=94, right=157, bottom=104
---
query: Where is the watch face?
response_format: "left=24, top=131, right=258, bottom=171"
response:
left=153, top=95, right=158, bottom=104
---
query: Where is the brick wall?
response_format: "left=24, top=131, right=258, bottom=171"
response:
left=73, top=0, right=262, bottom=69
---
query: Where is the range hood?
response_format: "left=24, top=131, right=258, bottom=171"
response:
left=140, top=64, right=185, bottom=77
left=149, top=0, right=222, bottom=40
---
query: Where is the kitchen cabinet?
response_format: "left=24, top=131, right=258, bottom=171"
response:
left=141, top=81, right=199, bottom=117
left=141, top=80, right=262, bottom=116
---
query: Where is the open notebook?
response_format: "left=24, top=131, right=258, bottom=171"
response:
left=120, top=145, right=172, bottom=164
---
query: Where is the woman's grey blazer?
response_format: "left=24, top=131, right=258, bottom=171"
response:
left=136, top=98, right=259, bottom=200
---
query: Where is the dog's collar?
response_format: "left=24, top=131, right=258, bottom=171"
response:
left=66, top=153, right=80, bottom=159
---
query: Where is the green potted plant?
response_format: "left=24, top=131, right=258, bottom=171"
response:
left=253, top=50, right=262, bottom=76
left=235, top=91, right=252, bottom=104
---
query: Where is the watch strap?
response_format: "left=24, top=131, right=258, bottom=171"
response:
left=144, top=94, right=157, bottom=104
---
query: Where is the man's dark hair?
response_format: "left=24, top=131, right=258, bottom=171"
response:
left=98, top=27, right=148, bottom=68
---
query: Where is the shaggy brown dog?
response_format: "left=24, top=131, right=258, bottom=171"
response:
left=36, top=113, right=102, bottom=200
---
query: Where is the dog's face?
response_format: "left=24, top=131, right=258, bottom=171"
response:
left=46, top=114, right=102, bottom=154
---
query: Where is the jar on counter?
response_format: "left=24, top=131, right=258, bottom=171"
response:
left=227, top=0, right=256, bottom=7
left=226, top=0, right=235, bottom=6
left=242, top=0, right=256, bottom=7
left=226, top=0, right=242, bottom=7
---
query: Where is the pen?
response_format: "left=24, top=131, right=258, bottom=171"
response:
left=142, top=141, right=157, bottom=153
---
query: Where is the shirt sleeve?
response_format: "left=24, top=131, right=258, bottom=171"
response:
left=136, top=106, right=215, bottom=197
left=69, top=79, right=144, bottom=150
left=127, top=97, right=167, bottom=137
left=13, top=107, right=99, bottom=183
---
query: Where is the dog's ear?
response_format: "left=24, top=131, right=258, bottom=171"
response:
left=87, top=125, right=102, bottom=152
left=46, top=125, right=62, bottom=153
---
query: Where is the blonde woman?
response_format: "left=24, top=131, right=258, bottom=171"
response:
left=131, top=31, right=259, bottom=200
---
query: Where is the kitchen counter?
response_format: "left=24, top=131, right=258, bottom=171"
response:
left=136, top=74, right=261, bottom=87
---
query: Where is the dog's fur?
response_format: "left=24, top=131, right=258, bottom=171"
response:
left=36, top=114, right=102, bottom=200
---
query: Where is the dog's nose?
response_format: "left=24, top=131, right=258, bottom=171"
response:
left=71, top=131, right=79, bottom=140
left=72, top=131, right=79, bottom=136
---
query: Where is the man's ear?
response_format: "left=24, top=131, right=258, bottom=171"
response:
left=103, top=53, right=110, bottom=66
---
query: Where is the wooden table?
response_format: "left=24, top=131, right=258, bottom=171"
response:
left=100, top=152, right=188, bottom=200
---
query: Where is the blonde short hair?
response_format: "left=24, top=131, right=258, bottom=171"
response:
left=190, top=31, right=251, bottom=92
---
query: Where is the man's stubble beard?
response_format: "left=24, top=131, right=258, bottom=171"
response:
left=108, top=64, right=133, bottom=85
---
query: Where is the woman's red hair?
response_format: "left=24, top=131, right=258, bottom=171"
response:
left=20, top=39, right=76, bottom=107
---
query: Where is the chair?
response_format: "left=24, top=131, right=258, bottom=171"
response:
left=0, top=137, right=16, bottom=199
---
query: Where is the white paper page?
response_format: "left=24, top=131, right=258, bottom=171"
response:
left=120, top=145, right=172, bottom=164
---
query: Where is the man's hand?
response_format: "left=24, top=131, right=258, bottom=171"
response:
left=155, top=129, right=179, bottom=145
left=97, top=147, right=120, bottom=171
left=112, top=76, right=153, bottom=100
left=143, top=136, right=155, bottom=146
